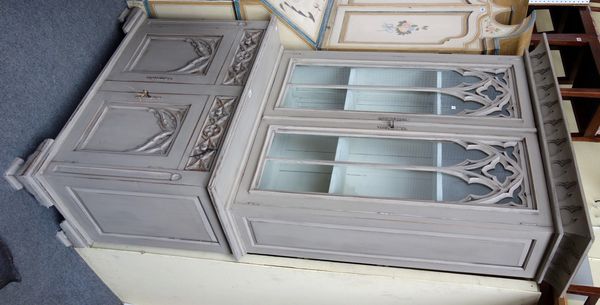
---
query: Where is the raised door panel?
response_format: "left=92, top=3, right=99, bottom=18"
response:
left=108, top=19, right=240, bottom=85
left=235, top=119, right=554, bottom=227
left=44, top=175, right=228, bottom=252
left=54, top=91, right=209, bottom=170
left=263, top=51, right=536, bottom=131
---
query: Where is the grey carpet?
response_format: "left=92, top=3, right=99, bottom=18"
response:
left=0, top=1, right=127, bottom=304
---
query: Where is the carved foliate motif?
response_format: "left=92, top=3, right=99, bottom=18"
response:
left=168, top=37, right=221, bottom=75
left=223, top=30, right=263, bottom=86
left=185, top=97, right=237, bottom=171
left=126, top=106, right=188, bottom=155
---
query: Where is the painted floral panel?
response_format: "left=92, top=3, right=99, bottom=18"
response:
left=340, top=12, right=470, bottom=45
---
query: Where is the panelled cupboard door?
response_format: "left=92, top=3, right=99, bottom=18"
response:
left=235, top=119, right=554, bottom=228
left=53, top=91, right=209, bottom=170
left=43, top=175, right=228, bottom=252
left=263, top=51, right=536, bottom=131
left=108, top=19, right=240, bottom=85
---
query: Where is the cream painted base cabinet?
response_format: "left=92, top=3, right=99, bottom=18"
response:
left=6, top=9, right=592, bottom=297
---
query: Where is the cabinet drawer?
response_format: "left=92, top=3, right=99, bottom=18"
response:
left=233, top=205, right=552, bottom=278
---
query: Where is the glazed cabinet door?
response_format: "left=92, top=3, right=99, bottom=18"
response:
left=53, top=91, right=210, bottom=170
left=231, top=120, right=554, bottom=277
left=43, top=174, right=228, bottom=252
left=108, top=19, right=242, bottom=85
left=236, top=120, right=553, bottom=227
left=263, top=51, right=536, bottom=131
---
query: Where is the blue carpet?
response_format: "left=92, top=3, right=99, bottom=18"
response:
left=0, top=1, right=126, bottom=304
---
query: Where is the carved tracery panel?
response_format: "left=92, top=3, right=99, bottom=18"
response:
left=185, top=96, right=238, bottom=171
left=223, top=30, right=264, bottom=86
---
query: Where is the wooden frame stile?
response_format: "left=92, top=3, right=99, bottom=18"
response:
left=208, top=17, right=283, bottom=259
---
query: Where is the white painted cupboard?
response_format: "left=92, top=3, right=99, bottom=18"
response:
left=5, top=10, right=592, bottom=296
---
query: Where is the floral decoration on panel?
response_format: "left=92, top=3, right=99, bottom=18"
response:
left=382, top=20, right=429, bottom=36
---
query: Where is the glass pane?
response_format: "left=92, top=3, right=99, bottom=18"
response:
left=257, top=132, right=511, bottom=202
left=283, top=65, right=489, bottom=115
left=265, top=133, right=486, bottom=166
left=267, top=133, right=338, bottom=161
left=257, top=160, right=493, bottom=202
left=329, top=165, right=492, bottom=201
left=329, top=166, right=435, bottom=200
left=259, top=161, right=332, bottom=193
left=282, top=87, right=483, bottom=115
left=289, top=65, right=479, bottom=87
left=290, top=66, right=351, bottom=85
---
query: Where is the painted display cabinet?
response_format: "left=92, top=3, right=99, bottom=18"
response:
left=5, top=9, right=592, bottom=296
left=211, top=32, right=592, bottom=297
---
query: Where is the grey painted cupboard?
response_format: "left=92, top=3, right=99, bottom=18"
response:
left=5, top=8, right=592, bottom=296
left=6, top=10, right=273, bottom=254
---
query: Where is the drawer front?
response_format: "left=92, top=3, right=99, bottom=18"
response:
left=54, top=91, right=212, bottom=170
left=45, top=175, right=228, bottom=252
left=109, top=19, right=239, bottom=85
left=233, top=206, right=552, bottom=278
